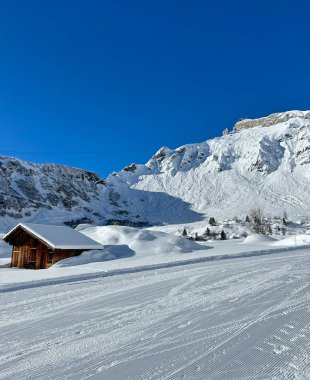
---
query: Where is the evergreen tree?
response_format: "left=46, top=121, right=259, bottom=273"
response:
left=203, top=227, right=211, bottom=240
left=209, top=217, right=216, bottom=226
left=182, top=228, right=188, bottom=237
left=220, top=230, right=227, bottom=240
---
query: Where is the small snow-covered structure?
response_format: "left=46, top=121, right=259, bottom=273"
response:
left=3, top=223, right=103, bottom=269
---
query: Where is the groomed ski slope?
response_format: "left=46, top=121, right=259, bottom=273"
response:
left=1, top=249, right=310, bottom=379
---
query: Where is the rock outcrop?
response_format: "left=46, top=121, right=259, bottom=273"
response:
left=234, top=110, right=310, bottom=131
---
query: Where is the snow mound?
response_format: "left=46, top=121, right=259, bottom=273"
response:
left=242, top=234, right=276, bottom=244
left=52, top=245, right=135, bottom=268
left=53, top=226, right=206, bottom=268
left=272, top=234, right=310, bottom=247
left=81, top=225, right=204, bottom=254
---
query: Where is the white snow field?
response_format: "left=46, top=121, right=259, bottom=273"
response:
left=0, top=248, right=310, bottom=379
left=1, top=226, right=309, bottom=290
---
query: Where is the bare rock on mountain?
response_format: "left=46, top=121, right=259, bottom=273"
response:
left=234, top=110, right=310, bottom=131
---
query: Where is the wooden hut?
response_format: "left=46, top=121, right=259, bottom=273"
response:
left=3, top=223, right=103, bottom=269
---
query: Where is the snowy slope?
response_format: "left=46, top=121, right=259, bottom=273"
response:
left=1, top=248, right=310, bottom=379
left=109, top=110, right=310, bottom=221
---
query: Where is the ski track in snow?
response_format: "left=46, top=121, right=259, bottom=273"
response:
left=0, top=249, right=310, bottom=379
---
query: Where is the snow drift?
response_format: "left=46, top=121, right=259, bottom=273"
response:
left=272, top=234, right=310, bottom=247
left=52, top=225, right=206, bottom=268
left=242, top=234, right=276, bottom=244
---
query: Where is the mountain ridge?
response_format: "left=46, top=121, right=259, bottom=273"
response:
left=1, top=110, right=310, bottom=231
left=110, top=110, right=310, bottom=220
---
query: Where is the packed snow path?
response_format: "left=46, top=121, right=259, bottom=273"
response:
left=0, top=250, right=310, bottom=379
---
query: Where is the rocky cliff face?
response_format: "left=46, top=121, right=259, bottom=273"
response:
left=234, top=110, right=310, bottom=131
left=0, top=157, right=147, bottom=231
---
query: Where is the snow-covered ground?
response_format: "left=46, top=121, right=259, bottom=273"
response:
left=0, top=248, right=310, bottom=379
left=1, top=226, right=310, bottom=291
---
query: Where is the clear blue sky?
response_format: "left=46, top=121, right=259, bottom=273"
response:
left=0, top=0, right=309, bottom=177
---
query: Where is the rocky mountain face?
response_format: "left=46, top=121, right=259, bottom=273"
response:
left=234, top=110, right=310, bottom=131
left=0, top=157, right=147, bottom=231
left=1, top=110, right=310, bottom=231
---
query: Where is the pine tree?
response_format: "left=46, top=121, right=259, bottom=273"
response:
left=220, top=230, right=227, bottom=240
left=182, top=228, right=187, bottom=237
left=202, top=227, right=211, bottom=240
left=209, top=217, right=216, bottom=226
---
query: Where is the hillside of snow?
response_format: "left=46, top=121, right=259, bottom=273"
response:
left=109, top=110, right=310, bottom=221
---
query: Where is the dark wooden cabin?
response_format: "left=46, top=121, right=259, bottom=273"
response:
left=3, top=223, right=103, bottom=269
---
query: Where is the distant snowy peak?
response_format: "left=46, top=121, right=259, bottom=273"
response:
left=110, top=110, right=310, bottom=219
left=147, top=144, right=210, bottom=174
left=234, top=110, right=310, bottom=131
left=115, top=110, right=310, bottom=177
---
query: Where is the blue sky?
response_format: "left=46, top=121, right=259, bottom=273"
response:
left=0, top=0, right=309, bottom=177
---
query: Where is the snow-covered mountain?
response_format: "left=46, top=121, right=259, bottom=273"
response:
left=1, top=110, right=310, bottom=231
left=0, top=157, right=147, bottom=231
left=110, top=110, right=310, bottom=221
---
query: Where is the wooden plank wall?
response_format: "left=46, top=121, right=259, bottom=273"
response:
left=11, top=243, right=84, bottom=269
left=11, top=237, right=42, bottom=269
left=53, top=250, right=83, bottom=266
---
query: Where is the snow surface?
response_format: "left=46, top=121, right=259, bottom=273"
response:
left=108, top=111, right=310, bottom=222
left=242, top=234, right=276, bottom=244
left=80, top=225, right=205, bottom=253
left=0, top=248, right=310, bottom=379
left=272, top=234, right=310, bottom=247
left=1, top=226, right=309, bottom=292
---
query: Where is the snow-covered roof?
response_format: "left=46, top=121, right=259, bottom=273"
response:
left=3, top=223, right=103, bottom=250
